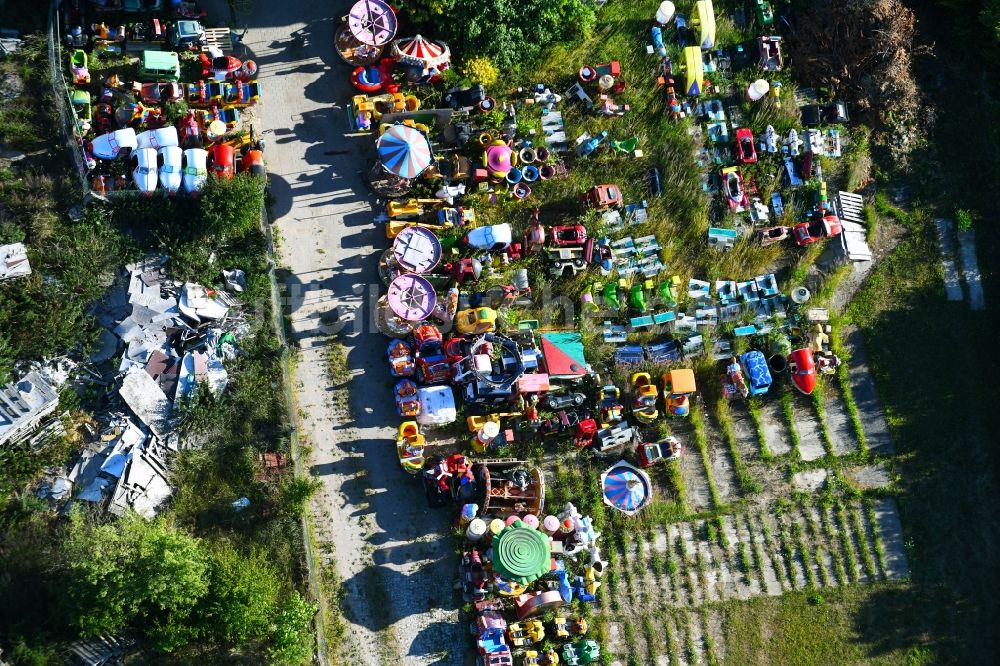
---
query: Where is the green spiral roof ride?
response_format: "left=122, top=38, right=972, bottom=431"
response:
left=491, top=520, right=551, bottom=585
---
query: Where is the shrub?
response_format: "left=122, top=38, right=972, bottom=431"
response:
left=461, top=55, right=499, bottom=88
left=416, top=0, right=596, bottom=70
left=956, top=208, right=974, bottom=231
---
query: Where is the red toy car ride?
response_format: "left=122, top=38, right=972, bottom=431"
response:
left=792, top=215, right=842, bottom=246
left=550, top=225, right=588, bottom=247
left=734, top=128, right=757, bottom=164
left=137, top=82, right=182, bottom=105
left=208, top=143, right=234, bottom=179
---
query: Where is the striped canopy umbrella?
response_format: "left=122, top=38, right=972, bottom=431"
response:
left=377, top=124, right=433, bottom=179
left=347, top=0, right=397, bottom=46
left=601, top=461, right=652, bottom=515
left=391, top=34, right=451, bottom=69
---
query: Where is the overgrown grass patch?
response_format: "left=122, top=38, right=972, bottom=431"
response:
left=689, top=404, right=722, bottom=509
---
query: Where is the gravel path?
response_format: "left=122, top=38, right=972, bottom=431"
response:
left=208, top=2, right=464, bottom=662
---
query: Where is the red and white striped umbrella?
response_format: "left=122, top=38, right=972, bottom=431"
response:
left=391, top=34, right=451, bottom=69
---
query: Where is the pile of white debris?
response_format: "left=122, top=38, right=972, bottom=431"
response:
left=39, top=257, right=249, bottom=517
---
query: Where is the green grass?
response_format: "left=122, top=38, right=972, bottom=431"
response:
left=779, top=388, right=802, bottom=460
left=864, top=499, right=889, bottom=578
left=721, top=586, right=938, bottom=665
left=689, top=404, right=723, bottom=509
left=745, top=400, right=773, bottom=461
left=713, top=398, right=761, bottom=494
left=834, top=504, right=861, bottom=584
left=810, top=382, right=837, bottom=458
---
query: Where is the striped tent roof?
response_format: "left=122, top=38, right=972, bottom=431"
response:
left=391, top=34, right=451, bottom=69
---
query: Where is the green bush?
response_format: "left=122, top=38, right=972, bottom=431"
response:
left=57, top=510, right=301, bottom=655
left=411, top=0, right=596, bottom=70
left=956, top=208, right=974, bottom=231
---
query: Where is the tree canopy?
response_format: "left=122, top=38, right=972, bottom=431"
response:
left=57, top=510, right=313, bottom=660
left=412, top=0, right=596, bottom=70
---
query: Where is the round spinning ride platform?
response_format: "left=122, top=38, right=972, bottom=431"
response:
left=391, top=226, right=442, bottom=274
left=335, top=0, right=397, bottom=65
left=386, top=273, right=437, bottom=322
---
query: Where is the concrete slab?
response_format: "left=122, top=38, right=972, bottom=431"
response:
left=823, top=385, right=860, bottom=455
left=957, top=227, right=985, bottom=310
left=748, top=514, right=785, bottom=596
left=872, top=498, right=911, bottom=580
left=792, top=468, right=828, bottom=491
left=759, top=398, right=792, bottom=455
left=933, top=218, right=964, bottom=301
left=846, top=464, right=892, bottom=489
left=843, top=327, right=895, bottom=454
left=734, top=515, right=763, bottom=597
left=793, top=393, right=827, bottom=461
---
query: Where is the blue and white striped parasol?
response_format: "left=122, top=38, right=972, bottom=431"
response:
left=601, top=461, right=652, bottom=515
left=377, top=124, right=433, bottom=179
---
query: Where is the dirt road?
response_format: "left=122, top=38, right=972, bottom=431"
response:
left=214, top=2, right=464, bottom=662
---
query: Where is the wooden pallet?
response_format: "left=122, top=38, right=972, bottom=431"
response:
left=201, top=28, right=233, bottom=53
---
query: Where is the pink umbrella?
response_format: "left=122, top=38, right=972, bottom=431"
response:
left=485, top=143, right=512, bottom=177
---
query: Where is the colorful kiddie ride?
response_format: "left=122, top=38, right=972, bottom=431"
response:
left=598, top=384, right=624, bottom=425
left=199, top=49, right=257, bottom=82
left=759, top=225, right=790, bottom=247
left=186, top=79, right=261, bottom=108
left=722, top=355, right=750, bottom=400
left=630, top=372, right=659, bottom=424
left=563, top=639, right=601, bottom=665
left=351, top=58, right=397, bottom=93
left=662, top=368, right=697, bottom=416
left=135, top=81, right=182, bottom=105
left=787, top=348, right=817, bottom=395
left=734, top=128, right=757, bottom=164
left=157, top=146, right=183, bottom=194
left=507, top=620, right=545, bottom=648
left=130, top=148, right=158, bottom=194
left=739, top=351, right=773, bottom=396
left=238, top=127, right=268, bottom=178
left=350, top=92, right=419, bottom=131
left=181, top=148, right=208, bottom=193
left=70, top=49, right=90, bottom=85
left=637, top=436, right=683, bottom=467
left=579, top=183, right=622, bottom=211
left=460, top=549, right=490, bottom=602
left=792, top=214, right=843, bottom=246
left=455, top=307, right=497, bottom=335
left=396, top=421, right=425, bottom=474
left=386, top=338, right=415, bottom=376
left=394, top=378, right=420, bottom=417
left=412, top=324, right=451, bottom=384
left=721, top=165, right=749, bottom=210
left=208, top=143, right=234, bottom=178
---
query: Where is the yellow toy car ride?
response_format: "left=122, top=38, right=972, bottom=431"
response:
left=456, top=307, right=497, bottom=335
left=630, top=372, right=659, bottom=424
left=396, top=421, right=425, bottom=474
